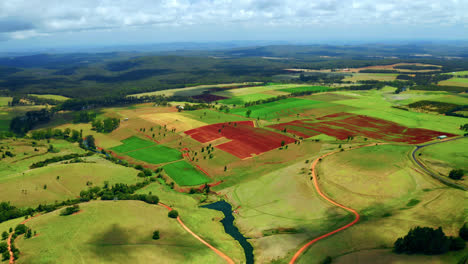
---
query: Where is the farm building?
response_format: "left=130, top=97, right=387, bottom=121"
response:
left=437, top=135, right=447, bottom=139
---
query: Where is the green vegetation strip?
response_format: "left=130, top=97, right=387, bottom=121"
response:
left=230, top=98, right=326, bottom=119
left=163, top=160, right=210, bottom=186
left=125, top=145, right=182, bottom=164
left=279, top=85, right=329, bottom=94
left=218, top=93, right=276, bottom=105
left=110, top=136, right=155, bottom=153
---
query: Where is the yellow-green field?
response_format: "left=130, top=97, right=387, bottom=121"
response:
left=439, top=77, right=468, bottom=87
left=129, top=82, right=261, bottom=97
left=28, top=94, right=70, bottom=101
left=15, top=200, right=244, bottom=264
left=343, top=73, right=398, bottom=82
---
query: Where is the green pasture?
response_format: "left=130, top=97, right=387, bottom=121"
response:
left=29, top=94, right=70, bottom=101
left=213, top=83, right=308, bottom=97
left=344, top=73, right=398, bottom=82
left=230, top=98, right=331, bottom=119
left=124, top=145, right=182, bottom=164
left=16, top=200, right=242, bottom=264
left=181, top=109, right=248, bottom=124
left=163, top=160, right=210, bottom=186
left=384, top=90, right=468, bottom=105
left=293, top=144, right=467, bottom=264
left=419, top=138, right=468, bottom=176
left=445, top=70, right=468, bottom=76
left=333, top=89, right=467, bottom=134
left=0, top=105, right=45, bottom=132
left=129, top=82, right=261, bottom=97
left=439, top=77, right=468, bottom=87
left=0, top=156, right=142, bottom=207
left=218, top=93, right=276, bottom=105
left=0, top=97, right=12, bottom=106
left=279, top=85, right=329, bottom=94
left=110, top=136, right=155, bottom=153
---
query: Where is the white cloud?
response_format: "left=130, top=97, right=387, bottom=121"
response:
left=0, top=0, right=466, bottom=40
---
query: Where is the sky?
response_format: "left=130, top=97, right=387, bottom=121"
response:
left=0, top=0, right=467, bottom=51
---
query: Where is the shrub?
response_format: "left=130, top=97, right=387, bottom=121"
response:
left=0, top=242, right=7, bottom=253
left=449, top=237, right=466, bottom=251
left=60, top=205, right=80, bottom=216
left=1, top=231, right=8, bottom=240
left=168, top=210, right=179, bottom=218
left=449, top=169, right=464, bottom=180
left=14, top=224, right=28, bottom=235
left=394, top=226, right=451, bottom=254
left=321, top=256, right=332, bottom=264
left=152, top=230, right=160, bottom=240
left=460, top=223, right=468, bottom=241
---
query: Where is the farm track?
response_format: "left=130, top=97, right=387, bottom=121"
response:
left=288, top=144, right=386, bottom=264
left=7, top=214, right=41, bottom=264
left=290, top=137, right=466, bottom=263
left=412, top=136, right=467, bottom=191
left=158, top=202, right=235, bottom=264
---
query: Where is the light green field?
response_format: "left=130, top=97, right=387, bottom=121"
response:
left=344, top=73, right=398, bottom=82
left=230, top=98, right=332, bottom=119
left=334, top=249, right=467, bottom=264
left=181, top=109, right=248, bottom=124
left=419, top=138, right=468, bottom=179
left=110, top=136, right=155, bottom=153
left=279, top=86, right=329, bottom=94
left=0, top=156, right=142, bottom=207
left=439, top=77, right=468, bottom=87
left=163, top=161, right=210, bottom=186
left=124, top=145, right=182, bottom=164
left=15, top=200, right=243, bottom=264
left=218, top=93, right=276, bottom=105
left=294, top=144, right=467, bottom=264
left=29, top=94, right=70, bottom=101
left=213, top=84, right=308, bottom=97
left=333, top=89, right=467, bottom=134
left=445, top=70, right=468, bottom=76
left=0, top=97, right=12, bottom=106
left=384, top=90, right=468, bottom=105
left=129, top=82, right=261, bottom=97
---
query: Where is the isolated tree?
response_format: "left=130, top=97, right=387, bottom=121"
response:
left=449, top=169, right=464, bottom=180
left=460, top=223, right=468, bottom=241
left=1, top=231, right=8, bottom=240
left=152, top=230, right=160, bottom=240
left=168, top=210, right=179, bottom=218
left=85, top=135, right=96, bottom=150
left=281, top=140, right=285, bottom=146
left=246, top=109, right=252, bottom=118
left=14, top=224, right=28, bottom=235
left=25, top=228, right=32, bottom=239
left=224, top=166, right=227, bottom=172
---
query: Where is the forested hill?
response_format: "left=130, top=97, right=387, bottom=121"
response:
left=0, top=43, right=468, bottom=99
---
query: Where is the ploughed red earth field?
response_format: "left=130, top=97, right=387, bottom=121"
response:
left=191, top=93, right=228, bottom=102
left=269, top=112, right=456, bottom=144
left=185, top=121, right=296, bottom=159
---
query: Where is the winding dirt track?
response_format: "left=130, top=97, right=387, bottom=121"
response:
left=289, top=144, right=383, bottom=264
left=7, top=214, right=40, bottom=264
left=158, top=202, right=235, bottom=264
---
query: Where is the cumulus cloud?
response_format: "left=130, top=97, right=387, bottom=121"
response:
left=0, top=0, right=466, bottom=40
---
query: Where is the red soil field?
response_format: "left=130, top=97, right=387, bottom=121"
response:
left=185, top=121, right=296, bottom=158
left=191, top=94, right=228, bottom=102
left=269, top=113, right=456, bottom=144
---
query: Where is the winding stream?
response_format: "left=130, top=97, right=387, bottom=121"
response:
left=202, top=201, right=254, bottom=264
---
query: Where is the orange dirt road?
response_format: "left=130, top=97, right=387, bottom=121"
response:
left=289, top=144, right=383, bottom=264
left=158, top=202, right=235, bottom=264
left=7, top=214, right=40, bottom=264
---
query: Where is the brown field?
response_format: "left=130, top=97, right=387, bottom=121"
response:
left=139, top=112, right=208, bottom=132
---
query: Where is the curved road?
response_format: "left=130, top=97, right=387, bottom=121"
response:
left=290, top=137, right=467, bottom=263
left=411, top=136, right=467, bottom=191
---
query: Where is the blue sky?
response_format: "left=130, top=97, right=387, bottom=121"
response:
left=0, top=0, right=467, bottom=51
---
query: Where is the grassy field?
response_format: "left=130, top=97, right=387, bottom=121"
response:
left=124, top=145, right=182, bottom=164
left=0, top=96, right=11, bottom=106
left=230, top=98, right=332, bottom=120
left=129, top=82, right=260, bottom=97
left=181, top=109, right=249, bottom=124
left=29, top=94, right=70, bottom=101
left=439, top=77, right=468, bottom=87
left=212, top=84, right=308, bottom=97
left=0, top=156, right=142, bottom=207
left=332, top=89, right=467, bottom=134
left=110, top=136, right=155, bottom=153
left=218, top=93, right=276, bottom=105
left=343, top=73, right=398, bottom=82
left=293, top=144, right=467, bottom=264
left=163, top=161, right=210, bottom=186
left=279, top=86, right=329, bottom=94
left=419, top=138, right=468, bottom=180
left=15, top=200, right=243, bottom=264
